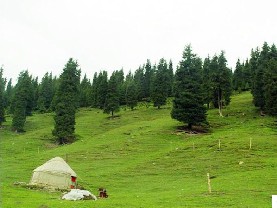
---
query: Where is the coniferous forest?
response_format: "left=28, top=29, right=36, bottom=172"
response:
left=0, top=42, right=276, bottom=144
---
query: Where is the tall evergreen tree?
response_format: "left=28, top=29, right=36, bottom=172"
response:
left=96, top=71, right=108, bottom=109
left=79, top=74, right=92, bottom=107
left=171, top=45, right=207, bottom=129
left=0, top=67, right=6, bottom=125
left=91, top=72, right=98, bottom=107
left=32, top=77, right=39, bottom=111
left=11, top=71, right=33, bottom=132
left=134, top=67, right=145, bottom=101
left=151, top=58, right=169, bottom=109
left=210, top=51, right=232, bottom=116
left=168, top=60, right=174, bottom=97
left=104, top=72, right=120, bottom=117
left=233, top=59, right=244, bottom=91
left=37, top=72, right=55, bottom=112
left=4, top=78, right=13, bottom=113
left=52, top=58, right=80, bottom=144
left=202, top=56, right=213, bottom=108
left=143, top=59, right=154, bottom=99
left=125, top=77, right=138, bottom=110
left=264, top=44, right=277, bottom=115
left=252, top=42, right=270, bottom=110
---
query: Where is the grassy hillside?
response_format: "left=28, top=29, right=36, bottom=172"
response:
left=0, top=92, right=276, bottom=208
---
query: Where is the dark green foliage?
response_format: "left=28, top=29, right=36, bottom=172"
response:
left=11, top=71, right=33, bottom=132
left=3, top=78, right=13, bottom=113
left=104, top=72, right=120, bottom=117
left=79, top=74, right=92, bottom=107
left=96, top=71, right=108, bottom=109
left=264, top=45, right=277, bottom=115
left=210, top=52, right=232, bottom=116
left=151, top=58, right=169, bottom=109
left=52, top=58, right=80, bottom=144
left=134, top=67, right=145, bottom=101
left=125, top=80, right=138, bottom=110
left=252, top=42, right=271, bottom=110
left=32, top=77, right=39, bottom=111
left=37, top=72, right=55, bottom=112
left=233, top=59, right=244, bottom=91
left=143, top=59, right=154, bottom=98
left=171, top=45, right=207, bottom=129
left=168, top=60, right=174, bottom=97
left=0, top=67, right=6, bottom=125
left=202, top=56, right=213, bottom=108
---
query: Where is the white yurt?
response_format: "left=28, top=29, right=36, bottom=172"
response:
left=29, top=157, right=77, bottom=189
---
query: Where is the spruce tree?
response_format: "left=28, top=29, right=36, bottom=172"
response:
left=52, top=58, right=80, bottom=144
left=4, top=78, right=13, bottom=113
left=104, top=72, right=120, bottom=117
left=264, top=44, right=277, bottom=115
left=125, top=72, right=138, bottom=110
left=79, top=74, right=92, bottom=107
left=11, top=71, right=32, bottom=132
left=134, top=67, right=145, bottom=101
left=151, top=58, right=169, bottom=109
left=202, top=56, right=213, bottom=108
left=37, top=72, right=55, bottom=112
left=252, top=42, right=270, bottom=110
left=0, top=67, right=5, bottom=125
left=96, top=71, right=108, bottom=109
left=210, top=52, right=232, bottom=116
left=143, top=59, right=154, bottom=99
left=233, top=59, right=244, bottom=91
left=171, top=45, right=207, bottom=129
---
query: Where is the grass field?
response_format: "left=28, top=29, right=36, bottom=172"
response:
left=0, top=91, right=276, bottom=208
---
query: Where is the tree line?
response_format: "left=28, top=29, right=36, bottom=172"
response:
left=0, top=42, right=276, bottom=144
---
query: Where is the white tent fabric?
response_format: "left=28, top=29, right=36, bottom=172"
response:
left=62, top=189, right=97, bottom=201
left=29, top=157, right=77, bottom=189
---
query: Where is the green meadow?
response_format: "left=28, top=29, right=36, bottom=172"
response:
left=0, top=91, right=276, bottom=208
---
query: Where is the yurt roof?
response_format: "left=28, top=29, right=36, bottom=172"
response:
left=33, top=157, right=77, bottom=177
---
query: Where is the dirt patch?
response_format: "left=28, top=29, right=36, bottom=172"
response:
left=176, top=125, right=209, bottom=135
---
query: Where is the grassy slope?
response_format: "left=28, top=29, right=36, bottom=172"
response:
left=0, top=92, right=276, bottom=208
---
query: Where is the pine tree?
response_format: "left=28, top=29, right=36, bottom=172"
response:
left=134, top=67, right=145, bottom=101
left=171, top=45, right=207, bottom=129
left=126, top=79, right=138, bottom=110
left=252, top=42, right=270, bottom=110
left=91, top=72, right=98, bottom=107
left=104, top=72, right=120, bottom=117
left=11, top=71, right=33, bottom=132
left=143, top=59, right=154, bottom=99
left=151, top=58, right=169, bottom=109
left=264, top=44, right=277, bottom=115
left=79, top=74, right=92, bottom=107
left=52, top=58, right=80, bottom=144
left=0, top=67, right=6, bottom=125
left=37, top=72, right=55, bottom=112
left=4, top=78, right=13, bottom=113
left=168, top=60, right=174, bottom=97
left=96, top=71, right=108, bottom=109
left=202, top=56, right=213, bottom=108
left=233, top=59, right=244, bottom=91
left=210, top=51, right=232, bottom=116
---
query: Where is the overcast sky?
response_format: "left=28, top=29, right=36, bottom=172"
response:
left=1, top=0, right=277, bottom=83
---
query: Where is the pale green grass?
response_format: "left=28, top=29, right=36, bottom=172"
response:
left=0, top=92, right=276, bottom=208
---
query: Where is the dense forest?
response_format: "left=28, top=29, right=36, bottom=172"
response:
left=0, top=42, right=276, bottom=143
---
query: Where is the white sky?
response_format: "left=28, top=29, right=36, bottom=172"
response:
left=1, top=0, right=277, bottom=83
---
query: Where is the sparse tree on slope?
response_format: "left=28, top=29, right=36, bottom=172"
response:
left=171, top=45, right=207, bottom=129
